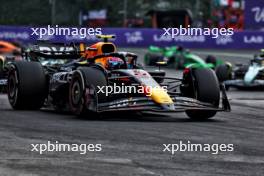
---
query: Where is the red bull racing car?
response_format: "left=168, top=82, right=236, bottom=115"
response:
left=6, top=35, right=230, bottom=120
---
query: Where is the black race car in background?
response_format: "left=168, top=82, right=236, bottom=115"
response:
left=6, top=39, right=230, bottom=120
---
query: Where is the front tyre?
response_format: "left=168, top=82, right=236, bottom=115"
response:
left=69, top=67, right=107, bottom=116
left=185, top=68, right=220, bottom=120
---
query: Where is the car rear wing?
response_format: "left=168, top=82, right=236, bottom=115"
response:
left=96, top=35, right=116, bottom=42
left=23, top=42, right=97, bottom=61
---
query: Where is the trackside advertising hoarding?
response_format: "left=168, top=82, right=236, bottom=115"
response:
left=0, top=26, right=263, bottom=49
left=244, top=0, right=264, bottom=29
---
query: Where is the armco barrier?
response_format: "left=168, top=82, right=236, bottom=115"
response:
left=0, top=26, right=263, bottom=49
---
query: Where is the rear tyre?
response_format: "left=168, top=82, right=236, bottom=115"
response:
left=69, top=67, right=107, bottom=116
left=215, top=64, right=232, bottom=83
left=185, top=68, right=220, bottom=120
left=7, top=61, right=47, bottom=110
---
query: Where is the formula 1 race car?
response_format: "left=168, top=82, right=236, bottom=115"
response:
left=223, top=52, right=264, bottom=90
left=0, top=41, right=23, bottom=91
left=144, top=45, right=226, bottom=69
left=6, top=36, right=230, bottom=120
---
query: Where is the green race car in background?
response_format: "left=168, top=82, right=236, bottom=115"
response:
left=144, top=45, right=233, bottom=82
left=144, top=45, right=227, bottom=69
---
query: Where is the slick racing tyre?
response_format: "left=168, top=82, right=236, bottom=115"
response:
left=185, top=68, right=220, bottom=120
left=7, top=61, right=47, bottom=110
left=215, top=64, right=232, bottom=83
left=69, top=67, right=107, bottom=116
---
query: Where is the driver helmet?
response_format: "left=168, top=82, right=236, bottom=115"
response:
left=260, top=49, right=264, bottom=56
left=252, top=56, right=263, bottom=65
left=107, top=57, right=123, bottom=69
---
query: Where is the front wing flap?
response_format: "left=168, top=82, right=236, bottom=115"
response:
left=91, top=85, right=231, bottom=112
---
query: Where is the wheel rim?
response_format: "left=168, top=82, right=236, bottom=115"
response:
left=71, top=80, right=81, bottom=105
left=8, top=72, right=18, bottom=105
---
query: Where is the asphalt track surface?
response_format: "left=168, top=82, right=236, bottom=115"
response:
left=0, top=49, right=263, bottom=176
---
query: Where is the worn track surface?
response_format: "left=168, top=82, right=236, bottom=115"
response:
left=0, top=49, right=263, bottom=176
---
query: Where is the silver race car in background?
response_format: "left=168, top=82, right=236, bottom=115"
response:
left=224, top=52, right=264, bottom=90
